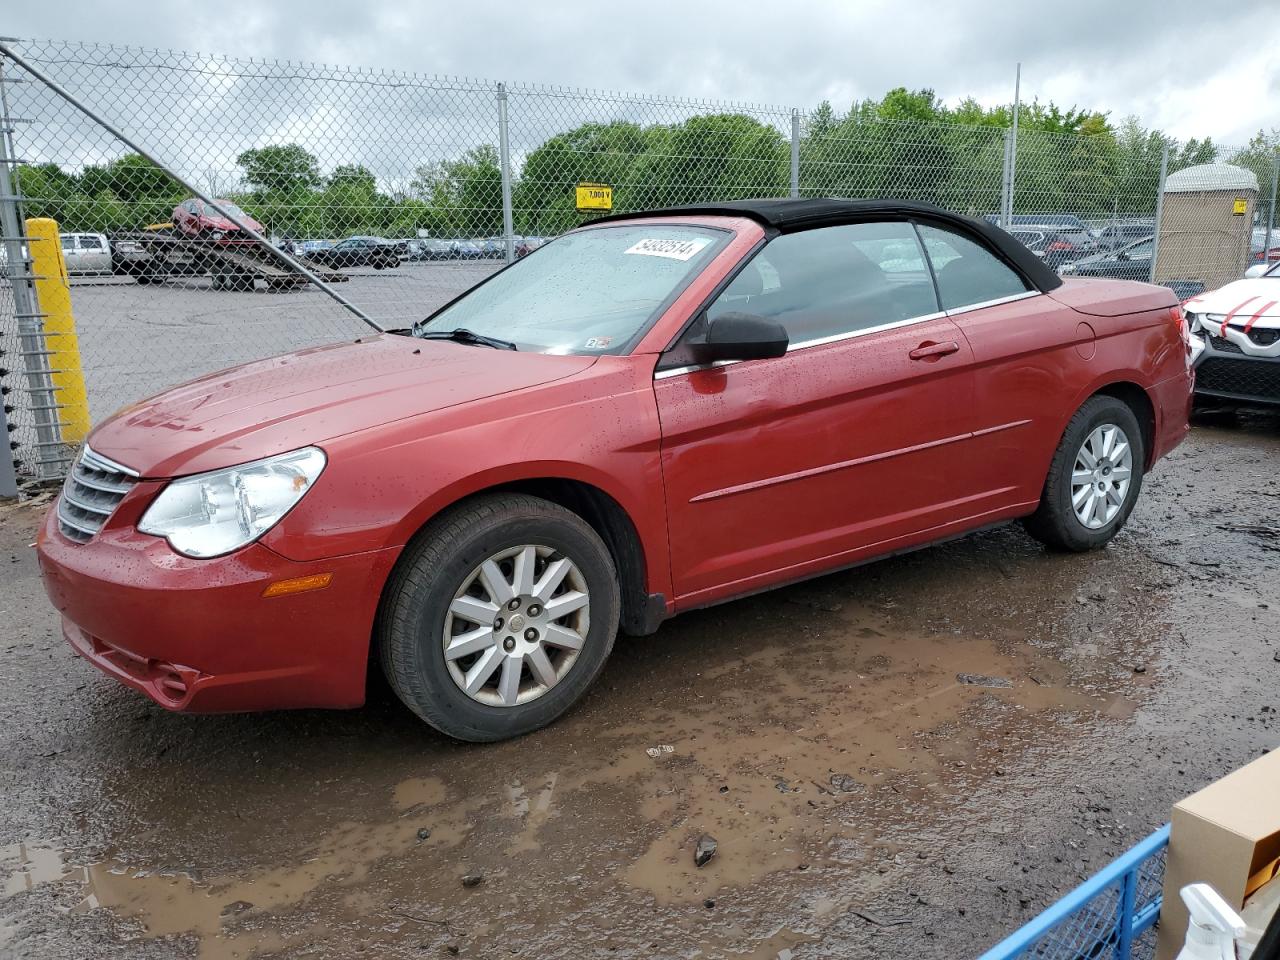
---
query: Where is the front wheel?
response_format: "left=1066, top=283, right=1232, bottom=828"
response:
left=376, top=494, right=620, bottom=742
left=1023, top=395, right=1145, bottom=552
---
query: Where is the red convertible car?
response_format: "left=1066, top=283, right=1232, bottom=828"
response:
left=38, top=199, right=1193, bottom=741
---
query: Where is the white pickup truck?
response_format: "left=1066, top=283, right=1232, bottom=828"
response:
left=59, top=232, right=112, bottom=275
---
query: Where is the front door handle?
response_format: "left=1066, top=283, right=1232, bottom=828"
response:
left=908, top=340, right=961, bottom=362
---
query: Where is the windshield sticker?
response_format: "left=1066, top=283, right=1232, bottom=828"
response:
left=584, top=336, right=612, bottom=349
left=623, top=237, right=711, bottom=261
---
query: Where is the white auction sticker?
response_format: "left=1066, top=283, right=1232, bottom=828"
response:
left=623, top=237, right=711, bottom=261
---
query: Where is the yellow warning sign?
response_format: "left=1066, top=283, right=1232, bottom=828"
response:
left=575, top=183, right=613, bottom=212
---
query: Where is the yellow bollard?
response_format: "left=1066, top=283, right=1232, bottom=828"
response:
left=25, top=217, right=91, bottom=444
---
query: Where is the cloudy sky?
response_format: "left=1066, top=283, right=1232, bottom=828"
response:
left=6, top=0, right=1278, bottom=145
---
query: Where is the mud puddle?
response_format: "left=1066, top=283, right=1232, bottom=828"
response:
left=1, top=601, right=1143, bottom=959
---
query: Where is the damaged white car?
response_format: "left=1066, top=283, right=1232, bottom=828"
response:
left=1185, top=261, right=1280, bottom=408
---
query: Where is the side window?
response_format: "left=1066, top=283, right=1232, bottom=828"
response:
left=61, top=235, right=76, bottom=251
left=81, top=236, right=105, bottom=251
left=705, top=221, right=940, bottom=346
left=1126, top=239, right=1154, bottom=260
left=917, top=224, right=1031, bottom=311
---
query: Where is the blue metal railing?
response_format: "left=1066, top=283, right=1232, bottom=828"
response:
left=979, top=825, right=1171, bottom=960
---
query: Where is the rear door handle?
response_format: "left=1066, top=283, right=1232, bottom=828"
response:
left=908, top=340, right=961, bottom=362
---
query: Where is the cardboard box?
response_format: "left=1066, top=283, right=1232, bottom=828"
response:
left=1156, top=748, right=1280, bottom=960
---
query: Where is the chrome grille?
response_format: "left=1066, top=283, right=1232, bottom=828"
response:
left=57, top=445, right=139, bottom=543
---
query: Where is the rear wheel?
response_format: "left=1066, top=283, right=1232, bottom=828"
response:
left=1023, top=395, right=1145, bottom=552
left=377, top=494, right=620, bottom=742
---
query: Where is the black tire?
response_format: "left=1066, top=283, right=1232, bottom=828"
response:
left=376, top=494, right=620, bottom=742
left=1023, top=395, right=1146, bottom=552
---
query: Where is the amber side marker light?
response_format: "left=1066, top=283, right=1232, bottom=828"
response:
left=262, top=573, right=333, bottom=598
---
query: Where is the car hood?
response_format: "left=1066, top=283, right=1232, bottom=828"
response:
left=1183, top=279, right=1280, bottom=326
left=88, top=336, right=597, bottom=478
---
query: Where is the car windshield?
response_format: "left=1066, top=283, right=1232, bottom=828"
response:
left=417, top=224, right=728, bottom=355
left=213, top=201, right=248, bottom=218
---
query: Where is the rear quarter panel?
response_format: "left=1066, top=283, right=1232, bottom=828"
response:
left=956, top=280, right=1188, bottom=506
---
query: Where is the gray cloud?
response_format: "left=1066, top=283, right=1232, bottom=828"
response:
left=5, top=0, right=1277, bottom=156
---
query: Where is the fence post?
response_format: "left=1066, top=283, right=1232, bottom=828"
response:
left=790, top=109, right=800, bottom=199
left=497, top=82, right=515, bottom=265
left=1149, top=143, right=1170, bottom=284
left=1000, top=130, right=1013, bottom=228
left=1007, top=62, right=1020, bottom=223
left=0, top=60, right=63, bottom=481
left=1114, top=866, right=1139, bottom=959
left=1263, top=150, right=1279, bottom=264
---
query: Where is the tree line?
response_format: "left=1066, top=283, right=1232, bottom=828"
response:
left=13, top=87, right=1278, bottom=239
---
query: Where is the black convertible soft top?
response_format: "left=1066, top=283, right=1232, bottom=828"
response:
left=587, top=197, right=1063, bottom=293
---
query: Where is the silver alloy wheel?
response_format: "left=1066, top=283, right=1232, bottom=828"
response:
left=1070, top=423, right=1134, bottom=530
left=442, top=544, right=590, bottom=707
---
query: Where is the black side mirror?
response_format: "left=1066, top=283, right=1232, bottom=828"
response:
left=688, top=312, right=789, bottom=364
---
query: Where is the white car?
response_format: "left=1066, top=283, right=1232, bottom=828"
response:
left=1184, top=262, right=1280, bottom=407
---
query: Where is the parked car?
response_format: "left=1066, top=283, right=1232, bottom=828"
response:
left=60, top=232, right=112, bottom=275
left=299, top=239, right=335, bottom=256
left=1008, top=228, right=1083, bottom=269
left=515, top=235, right=550, bottom=258
left=302, top=236, right=401, bottom=269
left=1092, top=222, right=1154, bottom=253
left=446, top=239, right=484, bottom=260
left=38, top=198, right=1192, bottom=742
left=1183, top=262, right=1280, bottom=407
left=406, top=239, right=455, bottom=261
left=1059, top=236, right=1154, bottom=281
left=987, top=214, right=1095, bottom=257
left=1249, top=227, right=1280, bottom=265
left=172, top=198, right=264, bottom=245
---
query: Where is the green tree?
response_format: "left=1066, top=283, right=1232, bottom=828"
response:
left=236, top=144, right=321, bottom=193
left=411, top=145, right=503, bottom=236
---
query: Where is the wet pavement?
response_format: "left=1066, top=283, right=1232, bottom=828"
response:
left=1, top=412, right=1278, bottom=959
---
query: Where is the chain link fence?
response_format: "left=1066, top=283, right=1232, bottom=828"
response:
left=0, top=36, right=1276, bottom=486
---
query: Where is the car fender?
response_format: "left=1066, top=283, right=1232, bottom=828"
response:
left=261, top=355, right=673, bottom=603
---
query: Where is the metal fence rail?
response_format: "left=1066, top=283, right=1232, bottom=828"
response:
left=0, top=35, right=1275, bottom=483
left=978, top=825, right=1170, bottom=960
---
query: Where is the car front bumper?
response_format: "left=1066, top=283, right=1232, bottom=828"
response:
left=1191, top=335, right=1280, bottom=406
left=36, top=505, right=399, bottom=713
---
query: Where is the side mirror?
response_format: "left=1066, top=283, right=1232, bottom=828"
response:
left=688, top=312, right=789, bottom=364
left=1245, top=262, right=1270, bottom=279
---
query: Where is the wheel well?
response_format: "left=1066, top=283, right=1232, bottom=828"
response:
left=1093, top=382, right=1155, bottom=466
left=404, top=479, right=657, bottom=637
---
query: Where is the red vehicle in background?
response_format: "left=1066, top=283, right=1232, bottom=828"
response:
left=172, top=197, right=264, bottom=244
left=38, top=199, right=1193, bottom=742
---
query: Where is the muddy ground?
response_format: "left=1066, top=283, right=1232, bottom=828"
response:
left=1, top=412, right=1278, bottom=960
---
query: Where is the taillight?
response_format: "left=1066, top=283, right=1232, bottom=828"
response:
left=1047, top=241, right=1073, bottom=252
left=1171, top=305, right=1190, bottom=349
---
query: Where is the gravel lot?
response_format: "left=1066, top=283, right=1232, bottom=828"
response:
left=67, top=261, right=502, bottom=422
left=1, top=411, right=1278, bottom=959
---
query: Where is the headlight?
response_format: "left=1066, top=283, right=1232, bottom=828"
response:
left=138, top=447, right=326, bottom=558
left=1059, top=263, right=1076, bottom=275
left=210, top=230, right=224, bottom=240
